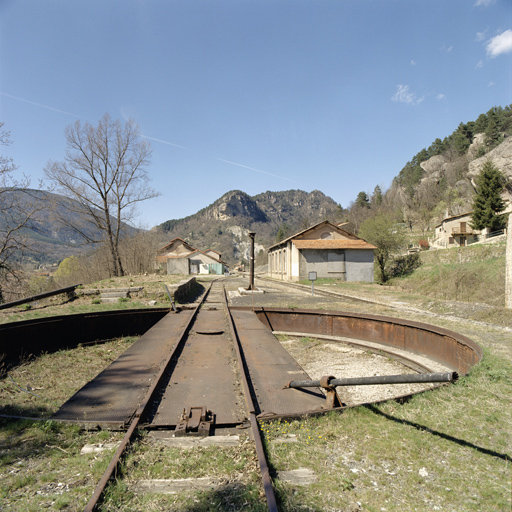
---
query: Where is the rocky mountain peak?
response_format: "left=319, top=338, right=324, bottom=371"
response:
left=204, top=190, right=268, bottom=223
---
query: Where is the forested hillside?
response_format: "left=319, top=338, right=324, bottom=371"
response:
left=343, top=105, right=512, bottom=235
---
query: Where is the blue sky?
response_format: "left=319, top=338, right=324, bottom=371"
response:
left=1, top=0, right=511, bottom=228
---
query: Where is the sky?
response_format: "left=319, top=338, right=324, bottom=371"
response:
left=1, top=0, right=511, bottom=229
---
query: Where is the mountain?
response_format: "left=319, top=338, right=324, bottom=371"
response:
left=358, top=105, right=512, bottom=234
left=0, top=189, right=138, bottom=266
left=156, top=189, right=341, bottom=264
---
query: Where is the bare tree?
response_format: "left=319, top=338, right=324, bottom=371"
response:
left=0, top=123, right=41, bottom=302
left=44, top=114, right=158, bottom=276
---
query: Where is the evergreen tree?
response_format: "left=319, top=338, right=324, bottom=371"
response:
left=371, top=185, right=383, bottom=206
left=452, top=123, right=472, bottom=155
left=275, top=223, right=290, bottom=242
left=471, top=160, right=508, bottom=232
left=355, top=191, right=370, bottom=209
left=474, top=113, right=488, bottom=133
left=484, top=109, right=502, bottom=147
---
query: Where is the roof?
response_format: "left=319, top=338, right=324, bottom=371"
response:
left=186, top=249, right=227, bottom=264
left=292, top=239, right=376, bottom=250
left=434, top=212, right=472, bottom=229
left=156, top=237, right=195, bottom=254
left=268, top=220, right=359, bottom=250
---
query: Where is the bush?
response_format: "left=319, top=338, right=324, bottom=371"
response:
left=389, top=253, right=421, bottom=278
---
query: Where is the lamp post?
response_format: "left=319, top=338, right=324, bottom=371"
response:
left=247, top=232, right=256, bottom=291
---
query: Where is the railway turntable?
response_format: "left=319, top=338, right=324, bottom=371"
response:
left=230, top=309, right=328, bottom=417
left=52, top=289, right=328, bottom=430
left=52, top=309, right=196, bottom=426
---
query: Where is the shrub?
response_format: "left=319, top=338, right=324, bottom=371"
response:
left=389, top=253, right=421, bottom=278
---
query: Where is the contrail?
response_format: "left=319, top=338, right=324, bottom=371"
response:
left=0, top=91, right=81, bottom=118
left=143, top=134, right=299, bottom=184
left=142, top=135, right=191, bottom=151
left=0, top=94, right=298, bottom=184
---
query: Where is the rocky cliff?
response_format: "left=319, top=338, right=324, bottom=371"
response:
left=157, top=189, right=341, bottom=264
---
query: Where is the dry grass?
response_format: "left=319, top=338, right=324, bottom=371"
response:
left=0, top=337, right=135, bottom=511
left=100, top=433, right=266, bottom=511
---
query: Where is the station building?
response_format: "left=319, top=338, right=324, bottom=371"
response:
left=267, top=221, right=375, bottom=282
left=156, top=238, right=227, bottom=275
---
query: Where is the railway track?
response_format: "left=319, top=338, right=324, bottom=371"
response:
left=1, top=276, right=476, bottom=510
left=77, top=279, right=308, bottom=511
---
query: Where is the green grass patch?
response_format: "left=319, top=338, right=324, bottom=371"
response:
left=259, top=351, right=512, bottom=511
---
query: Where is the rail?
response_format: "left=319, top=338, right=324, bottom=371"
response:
left=0, top=284, right=81, bottom=311
left=83, top=282, right=279, bottom=512
left=224, top=286, right=279, bottom=512
left=83, top=283, right=210, bottom=512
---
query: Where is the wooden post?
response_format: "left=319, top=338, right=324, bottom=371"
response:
left=506, top=214, right=512, bottom=309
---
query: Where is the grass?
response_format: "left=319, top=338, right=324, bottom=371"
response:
left=0, top=274, right=198, bottom=326
left=99, top=433, right=266, bottom=511
left=1, top=272, right=511, bottom=510
left=0, top=337, right=137, bottom=511
left=260, top=351, right=511, bottom=511
left=0, top=337, right=136, bottom=418
left=0, top=419, right=124, bottom=511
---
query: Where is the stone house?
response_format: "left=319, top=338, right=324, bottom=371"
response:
left=156, top=238, right=227, bottom=275
left=431, top=213, right=479, bottom=249
left=267, top=221, right=375, bottom=282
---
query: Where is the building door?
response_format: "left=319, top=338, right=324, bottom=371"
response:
left=190, top=260, right=200, bottom=274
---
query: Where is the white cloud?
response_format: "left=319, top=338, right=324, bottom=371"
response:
left=410, top=60, right=417, bottom=66
left=392, top=85, right=424, bottom=105
left=474, top=0, right=495, bottom=6
left=488, top=81, right=496, bottom=87
left=475, top=60, right=484, bottom=69
left=436, top=94, right=446, bottom=101
left=486, top=29, right=512, bottom=58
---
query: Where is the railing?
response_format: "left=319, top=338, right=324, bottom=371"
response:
left=451, top=227, right=473, bottom=235
left=467, top=228, right=506, bottom=245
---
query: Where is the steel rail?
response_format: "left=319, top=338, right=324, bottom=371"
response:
left=254, top=275, right=374, bottom=303
left=223, top=286, right=279, bottom=512
left=83, top=282, right=214, bottom=512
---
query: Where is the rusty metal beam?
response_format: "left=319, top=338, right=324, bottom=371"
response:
left=0, top=284, right=81, bottom=311
left=224, top=288, right=278, bottom=512
left=233, top=307, right=483, bottom=375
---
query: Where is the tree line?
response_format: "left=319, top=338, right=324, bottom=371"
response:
left=340, top=106, right=511, bottom=283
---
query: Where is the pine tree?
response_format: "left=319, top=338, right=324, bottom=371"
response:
left=371, top=185, right=383, bottom=206
left=355, top=191, right=370, bottom=209
left=471, top=160, right=508, bottom=232
left=484, top=111, right=502, bottom=147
